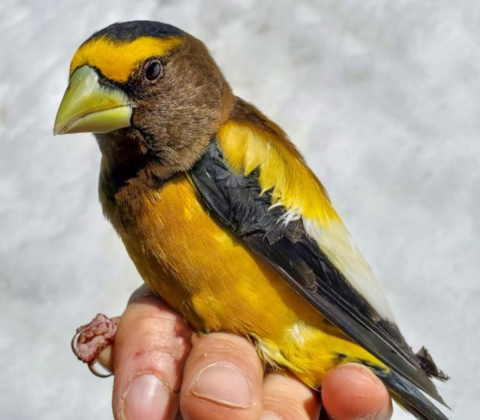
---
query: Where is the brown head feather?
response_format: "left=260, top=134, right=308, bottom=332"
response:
left=89, top=22, right=234, bottom=188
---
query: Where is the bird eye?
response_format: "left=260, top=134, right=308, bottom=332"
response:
left=144, top=60, right=163, bottom=81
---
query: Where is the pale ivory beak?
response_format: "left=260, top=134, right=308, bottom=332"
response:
left=54, top=66, right=132, bottom=135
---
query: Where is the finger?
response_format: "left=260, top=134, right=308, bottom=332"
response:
left=180, top=333, right=264, bottom=420
left=260, top=372, right=321, bottom=420
left=112, top=285, right=193, bottom=420
left=321, top=363, right=393, bottom=420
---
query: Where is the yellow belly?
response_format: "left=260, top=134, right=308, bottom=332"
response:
left=110, top=173, right=382, bottom=387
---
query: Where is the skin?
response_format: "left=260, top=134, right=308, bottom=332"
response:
left=111, top=285, right=393, bottom=420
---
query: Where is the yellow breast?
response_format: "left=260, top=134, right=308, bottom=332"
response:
left=108, top=172, right=381, bottom=387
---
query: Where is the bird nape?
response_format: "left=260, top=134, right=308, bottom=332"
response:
left=54, top=20, right=449, bottom=420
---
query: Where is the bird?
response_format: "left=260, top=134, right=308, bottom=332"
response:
left=54, top=21, right=449, bottom=420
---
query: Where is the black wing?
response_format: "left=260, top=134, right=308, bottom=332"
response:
left=190, top=140, right=446, bottom=405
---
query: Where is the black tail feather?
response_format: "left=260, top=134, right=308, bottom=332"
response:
left=416, top=347, right=449, bottom=382
left=374, top=367, right=450, bottom=420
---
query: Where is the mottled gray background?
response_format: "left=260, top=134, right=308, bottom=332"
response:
left=0, top=1, right=477, bottom=419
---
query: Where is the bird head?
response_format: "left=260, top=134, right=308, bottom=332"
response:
left=54, top=21, right=233, bottom=172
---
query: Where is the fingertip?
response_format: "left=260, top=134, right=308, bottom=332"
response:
left=262, top=373, right=322, bottom=420
left=112, top=292, right=192, bottom=420
left=126, top=285, right=176, bottom=319
left=180, top=333, right=263, bottom=420
left=321, top=363, right=392, bottom=420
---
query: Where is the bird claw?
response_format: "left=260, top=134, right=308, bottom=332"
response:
left=71, top=313, right=119, bottom=377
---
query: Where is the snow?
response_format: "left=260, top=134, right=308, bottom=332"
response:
left=1, top=1, right=478, bottom=419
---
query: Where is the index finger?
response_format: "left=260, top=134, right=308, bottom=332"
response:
left=112, top=286, right=193, bottom=420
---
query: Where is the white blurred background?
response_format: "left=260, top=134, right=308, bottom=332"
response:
left=0, top=1, right=478, bottom=419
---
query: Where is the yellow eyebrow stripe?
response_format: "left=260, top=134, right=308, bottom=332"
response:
left=69, top=35, right=183, bottom=83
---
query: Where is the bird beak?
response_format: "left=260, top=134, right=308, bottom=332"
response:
left=54, top=66, right=132, bottom=135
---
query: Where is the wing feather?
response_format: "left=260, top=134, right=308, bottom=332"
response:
left=189, top=98, right=446, bottom=405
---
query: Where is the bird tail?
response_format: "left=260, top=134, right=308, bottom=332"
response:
left=373, top=367, right=449, bottom=420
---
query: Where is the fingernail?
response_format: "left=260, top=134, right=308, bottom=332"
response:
left=260, top=413, right=284, bottom=420
left=123, top=374, right=171, bottom=420
left=191, top=362, right=253, bottom=408
left=340, top=364, right=384, bottom=393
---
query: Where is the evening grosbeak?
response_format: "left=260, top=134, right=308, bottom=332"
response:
left=54, top=21, right=449, bottom=420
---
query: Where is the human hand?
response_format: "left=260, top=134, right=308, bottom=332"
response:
left=109, top=285, right=393, bottom=420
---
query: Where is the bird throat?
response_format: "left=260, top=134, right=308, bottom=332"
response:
left=95, top=123, right=214, bottom=199
left=95, top=97, right=236, bottom=195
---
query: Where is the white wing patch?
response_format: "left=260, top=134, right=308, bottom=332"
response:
left=277, top=208, right=301, bottom=226
left=303, top=218, right=395, bottom=322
